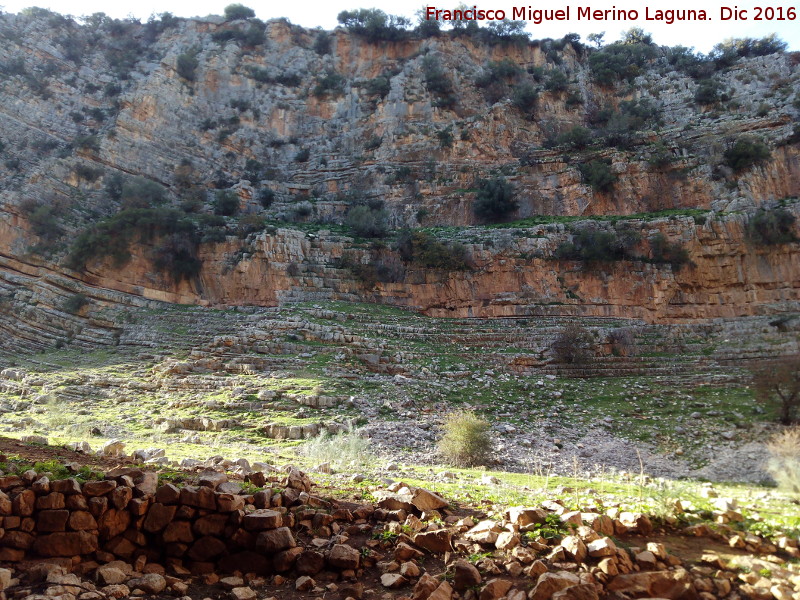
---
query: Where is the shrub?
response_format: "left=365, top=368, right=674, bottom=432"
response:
left=121, top=177, right=166, bottom=209
left=294, top=148, right=311, bottom=162
left=176, top=51, right=199, bottom=81
left=551, top=323, right=594, bottom=363
left=723, top=138, right=771, bottom=172
left=556, top=126, right=592, bottom=150
left=766, top=427, right=800, bottom=496
left=396, top=230, right=470, bottom=270
left=213, top=190, right=239, bottom=216
left=437, top=410, right=492, bottom=467
left=313, top=70, right=346, bottom=98
left=711, top=35, right=787, bottom=68
left=313, top=31, right=332, bottom=55
left=649, top=233, right=691, bottom=269
left=67, top=208, right=197, bottom=270
left=364, top=76, right=391, bottom=98
left=153, top=234, right=202, bottom=282
left=473, top=177, right=517, bottom=222
left=75, top=165, right=103, bottom=181
left=223, top=4, right=255, bottom=20
left=607, top=328, right=635, bottom=356
left=544, top=69, right=569, bottom=92
left=303, top=428, right=372, bottom=470
left=104, top=172, right=126, bottom=200
left=555, top=227, right=639, bottom=262
left=578, top=159, right=616, bottom=192
left=752, top=358, right=800, bottom=424
left=511, top=82, right=538, bottom=116
left=421, top=56, right=456, bottom=109
left=694, top=78, right=725, bottom=105
left=20, top=199, right=62, bottom=241
left=61, top=293, right=89, bottom=314
left=346, top=205, right=388, bottom=238
left=257, top=188, right=275, bottom=208
left=746, top=208, right=797, bottom=245
left=74, top=135, right=100, bottom=153
left=589, top=41, right=657, bottom=85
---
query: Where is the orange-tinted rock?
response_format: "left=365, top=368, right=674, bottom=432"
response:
left=33, top=531, right=98, bottom=557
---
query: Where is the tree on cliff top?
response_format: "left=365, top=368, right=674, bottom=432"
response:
left=336, top=9, right=410, bottom=42
left=224, top=4, right=255, bottom=20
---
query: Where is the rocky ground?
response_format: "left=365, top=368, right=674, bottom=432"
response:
left=0, top=301, right=796, bottom=486
left=0, top=453, right=798, bottom=600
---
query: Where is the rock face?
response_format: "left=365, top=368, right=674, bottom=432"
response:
left=0, top=10, right=797, bottom=332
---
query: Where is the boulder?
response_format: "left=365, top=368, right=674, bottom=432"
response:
left=327, top=543, right=360, bottom=570
left=528, top=572, right=581, bottom=600
left=414, top=530, right=452, bottom=553
left=256, top=527, right=296, bottom=553
left=453, top=559, right=481, bottom=591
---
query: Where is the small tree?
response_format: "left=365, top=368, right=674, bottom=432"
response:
left=473, top=177, right=518, bottom=222
left=438, top=410, right=492, bottom=467
left=746, top=208, right=797, bottom=246
left=346, top=205, right=388, bottom=238
left=551, top=323, right=594, bottom=364
left=723, top=138, right=771, bottom=172
left=752, top=358, right=800, bottom=424
left=223, top=4, right=255, bottom=20
left=213, top=190, right=239, bottom=216
left=176, top=51, right=199, bottom=81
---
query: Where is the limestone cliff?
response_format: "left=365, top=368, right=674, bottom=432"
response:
left=0, top=9, right=798, bottom=326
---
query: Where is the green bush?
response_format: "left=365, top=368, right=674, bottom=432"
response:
left=61, top=293, right=89, bottom=314
left=579, top=159, right=616, bottom=192
left=213, top=190, right=239, bottom=216
left=121, top=177, right=166, bottom=209
left=711, top=35, right=787, bottom=68
left=723, top=138, right=771, bottom=172
left=176, top=51, right=199, bottom=81
left=153, top=234, right=202, bottom=282
left=473, top=177, right=517, bottom=222
left=746, top=207, right=797, bottom=245
left=20, top=199, right=62, bottom=241
left=313, top=69, right=346, bottom=98
left=437, top=410, right=492, bottom=467
left=544, top=69, right=569, bottom=92
left=555, top=227, right=639, bottom=262
left=364, top=75, right=391, bottom=98
left=346, top=205, right=389, bottom=238
left=294, top=148, right=311, bottom=162
left=511, top=82, right=538, bottom=116
left=556, top=126, right=592, bottom=150
left=396, top=230, right=470, bottom=270
left=257, top=188, right=275, bottom=208
left=67, top=208, right=197, bottom=270
left=649, top=233, right=691, bottom=269
left=694, top=78, right=725, bottom=105
left=421, top=56, right=456, bottom=109
left=313, top=31, right=332, bottom=55
left=588, top=41, right=657, bottom=85
left=224, top=4, right=255, bottom=20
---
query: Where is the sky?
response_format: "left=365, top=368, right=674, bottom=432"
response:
left=1, top=0, right=798, bottom=53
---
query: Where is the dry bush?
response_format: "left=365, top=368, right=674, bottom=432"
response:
left=551, top=323, right=594, bottom=364
left=751, top=357, right=800, bottom=424
left=766, top=427, right=800, bottom=496
left=437, top=410, right=492, bottom=467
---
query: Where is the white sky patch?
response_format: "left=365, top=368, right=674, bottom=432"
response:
left=1, top=0, right=797, bottom=53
